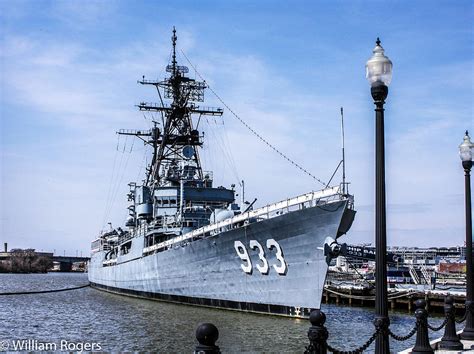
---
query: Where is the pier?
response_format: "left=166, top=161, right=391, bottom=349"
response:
left=323, top=285, right=466, bottom=313
left=322, top=242, right=468, bottom=314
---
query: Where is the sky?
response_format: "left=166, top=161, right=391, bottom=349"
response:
left=0, top=0, right=472, bottom=255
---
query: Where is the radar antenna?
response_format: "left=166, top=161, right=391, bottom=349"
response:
left=171, top=27, right=177, bottom=76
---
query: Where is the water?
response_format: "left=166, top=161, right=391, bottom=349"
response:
left=0, top=273, right=447, bottom=353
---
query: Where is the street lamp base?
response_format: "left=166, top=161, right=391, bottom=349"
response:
left=460, top=301, right=474, bottom=340
left=460, top=327, right=474, bottom=340
left=439, top=340, right=464, bottom=351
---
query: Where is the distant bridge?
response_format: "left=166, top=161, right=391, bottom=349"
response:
left=52, top=256, right=90, bottom=263
left=52, top=256, right=90, bottom=272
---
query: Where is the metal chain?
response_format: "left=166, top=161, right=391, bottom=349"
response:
left=455, top=311, right=467, bottom=324
left=327, top=330, right=379, bottom=354
left=181, top=50, right=327, bottom=187
left=388, top=326, right=417, bottom=341
left=455, top=303, right=471, bottom=324
left=427, top=315, right=449, bottom=332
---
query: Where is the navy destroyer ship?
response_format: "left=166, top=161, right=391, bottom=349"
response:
left=89, top=29, right=356, bottom=318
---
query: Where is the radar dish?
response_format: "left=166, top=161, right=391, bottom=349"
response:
left=182, top=145, right=194, bottom=159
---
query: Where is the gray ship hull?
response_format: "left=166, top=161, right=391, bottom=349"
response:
left=89, top=200, right=352, bottom=318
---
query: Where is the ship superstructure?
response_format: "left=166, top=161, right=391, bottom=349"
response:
left=89, top=29, right=356, bottom=318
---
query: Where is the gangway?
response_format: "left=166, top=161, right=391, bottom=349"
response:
left=408, top=265, right=421, bottom=285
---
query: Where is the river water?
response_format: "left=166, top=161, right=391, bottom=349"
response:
left=0, top=273, right=447, bottom=353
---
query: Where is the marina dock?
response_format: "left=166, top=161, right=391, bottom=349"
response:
left=323, top=284, right=466, bottom=313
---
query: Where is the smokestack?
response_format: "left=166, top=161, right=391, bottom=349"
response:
left=4, top=243, right=7, bottom=253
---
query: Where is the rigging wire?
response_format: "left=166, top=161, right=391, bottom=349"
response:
left=103, top=137, right=135, bottom=226
left=204, top=116, right=241, bottom=186
left=181, top=50, right=327, bottom=188
left=136, top=148, right=148, bottom=183
left=107, top=139, right=135, bottom=221
left=220, top=119, right=242, bottom=186
left=101, top=135, right=121, bottom=228
left=102, top=138, right=123, bottom=228
left=117, top=149, right=148, bottom=225
left=344, top=257, right=374, bottom=288
left=201, top=118, right=214, bottom=179
left=156, top=88, right=166, bottom=127
left=104, top=135, right=128, bottom=221
left=142, top=113, right=152, bottom=130
left=204, top=118, right=223, bottom=184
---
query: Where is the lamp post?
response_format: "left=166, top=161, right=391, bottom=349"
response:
left=366, top=38, right=393, bottom=353
left=460, top=130, right=474, bottom=340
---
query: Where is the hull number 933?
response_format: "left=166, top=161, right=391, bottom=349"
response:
left=234, top=239, right=287, bottom=275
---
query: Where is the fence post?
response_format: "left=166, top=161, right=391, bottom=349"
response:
left=439, top=296, right=463, bottom=350
left=194, top=323, right=220, bottom=354
left=411, top=299, right=434, bottom=354
left=305, top=309, right=328, bottom=354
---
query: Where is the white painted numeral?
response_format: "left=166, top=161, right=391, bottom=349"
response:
left=249, top=240, right=269, bottom=275
left=234, top=240, right=252, bottom=274
left=234, top=239, right=287, bottom=275
left=267, top=238, right=288, bottom=275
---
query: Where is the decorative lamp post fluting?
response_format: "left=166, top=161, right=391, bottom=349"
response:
left=460, top=130, right=474, bottom=340
left=366, top=38, right=393, bottom=353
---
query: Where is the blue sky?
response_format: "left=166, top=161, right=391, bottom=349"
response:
left=1, top=0, right=472, bottom=255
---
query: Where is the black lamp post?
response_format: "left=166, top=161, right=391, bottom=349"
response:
left=366, top=38, right=393, bottom=353
left=460, top=130, right=474, bottom=340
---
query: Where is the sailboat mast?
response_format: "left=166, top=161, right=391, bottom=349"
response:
left=340, top=107, right=346, bottom=194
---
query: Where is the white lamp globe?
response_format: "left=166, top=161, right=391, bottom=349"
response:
left=459, top=130, right=473, bottom=162
left=366, top=38, right=393, bottom=87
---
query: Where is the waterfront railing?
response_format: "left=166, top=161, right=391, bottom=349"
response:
left=192, top=294, right=472, bottom=353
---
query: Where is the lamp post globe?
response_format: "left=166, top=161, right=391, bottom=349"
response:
left=460, top=130, right=474, bottom=340
left=460, top=131, right=473, bottom=166
left=366, top=38, right=392, bottom=353
left=366, top=38, right=393, bottom=88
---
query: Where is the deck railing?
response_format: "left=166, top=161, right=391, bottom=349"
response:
left=143, top=186, right=346, bottom=254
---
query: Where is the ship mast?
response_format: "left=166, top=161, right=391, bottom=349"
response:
left=122, top=27, right=223, bottom=190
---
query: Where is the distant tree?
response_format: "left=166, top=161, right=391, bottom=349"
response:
left=10, top=249, right=29, bottom=273
left=32, top=256, right=54, bottom=273
left=0, top=261, right=11, bottom=273
left=8, top=249, right=52, bottom=273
